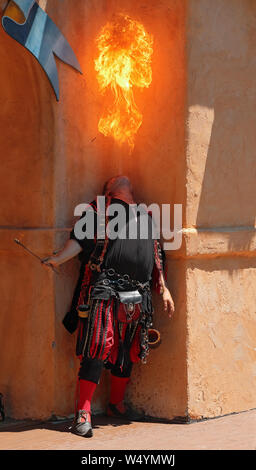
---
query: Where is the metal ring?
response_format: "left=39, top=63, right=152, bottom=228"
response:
left=123, top=274, right=130, bottom=281
left=107, top=268, right=115, bottom=277
left=103, top=279, right=110, bottom=285
left=117, top=279, right=125, bottom=286
left=90, top=263, right=97, bottom=271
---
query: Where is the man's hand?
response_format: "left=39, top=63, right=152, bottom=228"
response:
left=41, top=256, right=61, bottom=274
left=162, top=287, right=175, bottom=318
left=41, top=239, right=82, bottom=270
left=41, top=256, right=60, bottom=268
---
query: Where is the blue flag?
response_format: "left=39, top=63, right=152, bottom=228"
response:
left=2, top=0, right=82, bottom=100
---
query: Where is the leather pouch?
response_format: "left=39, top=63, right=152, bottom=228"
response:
left=117, top=290, right=142, bottom=323
left=117, top=290, right=142, bottom=304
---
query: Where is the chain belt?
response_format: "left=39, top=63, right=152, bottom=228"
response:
left=95, top=268, right=150, bottom=291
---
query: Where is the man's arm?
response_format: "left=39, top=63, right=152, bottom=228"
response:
left=42, top=201, right=98, bottom=268
left=159, top=271, right=175, bottom=318
left=153, top=240, right=175, bottom=319
left=42, top=239, right=82, bottom=267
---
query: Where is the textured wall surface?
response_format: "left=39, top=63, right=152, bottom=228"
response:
left=0, top=0, right=56, bottom=419
left=1, top=0, right=255, bottom=422
left=51, top=0, right=187, bottom=420
left=186, top=0, right=256, bottom=418
left=0, top=0, right=187, bottom=420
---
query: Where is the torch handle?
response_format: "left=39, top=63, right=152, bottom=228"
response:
left=14, top=239, right=59, bottom=275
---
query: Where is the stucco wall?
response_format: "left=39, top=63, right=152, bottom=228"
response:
left=1, top=0, right=255, bottom=422
left=0, top=0, right=57, bottom=419
left=186, top=0, right=256, bottom=418
left=0, top=0, right=187, bottom=420
left=51, top=0, right=187, bottom=420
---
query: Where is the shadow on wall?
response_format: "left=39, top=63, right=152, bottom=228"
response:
left=187, top=0, right=256, bottom=262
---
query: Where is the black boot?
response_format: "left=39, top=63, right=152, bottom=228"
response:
left=71, top=410, right=93, bottom=437
left=107, top=402, right=145, bottom=421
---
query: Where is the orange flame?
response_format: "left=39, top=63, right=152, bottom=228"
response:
left=95, top=14, right=153, bottom=149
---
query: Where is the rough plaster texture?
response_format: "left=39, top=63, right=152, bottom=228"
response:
left=0, top=0, right=187, bottom=420
left=1, top=0, right=255, bottom=422
left=186, top=0, right=256, bottom=418
left=186, top=258, right=256, bottom=419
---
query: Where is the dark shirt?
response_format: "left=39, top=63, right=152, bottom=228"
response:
left=70, top=198, right=155, bottom=283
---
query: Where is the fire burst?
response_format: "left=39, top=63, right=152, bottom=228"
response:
left=95, top=14, right=153, bottom=149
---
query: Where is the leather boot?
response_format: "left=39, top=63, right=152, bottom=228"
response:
left=71, top=410, right=93, bottom=437
left=107, top=401, right=145, bottom=421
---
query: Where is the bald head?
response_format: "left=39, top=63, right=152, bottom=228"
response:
left=103, top=175, right=135, bottom=203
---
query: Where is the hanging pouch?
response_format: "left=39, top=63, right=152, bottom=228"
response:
left=117, top=290, right=142, bottom=304
left=117, top=290, right=142, bottom=323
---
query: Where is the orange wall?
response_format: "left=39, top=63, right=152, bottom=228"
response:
left=186, top=0, right=256, bottom=418
left=2, top=0, right=255, bottom=423
left=0, top=0, right=187, bottom=420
